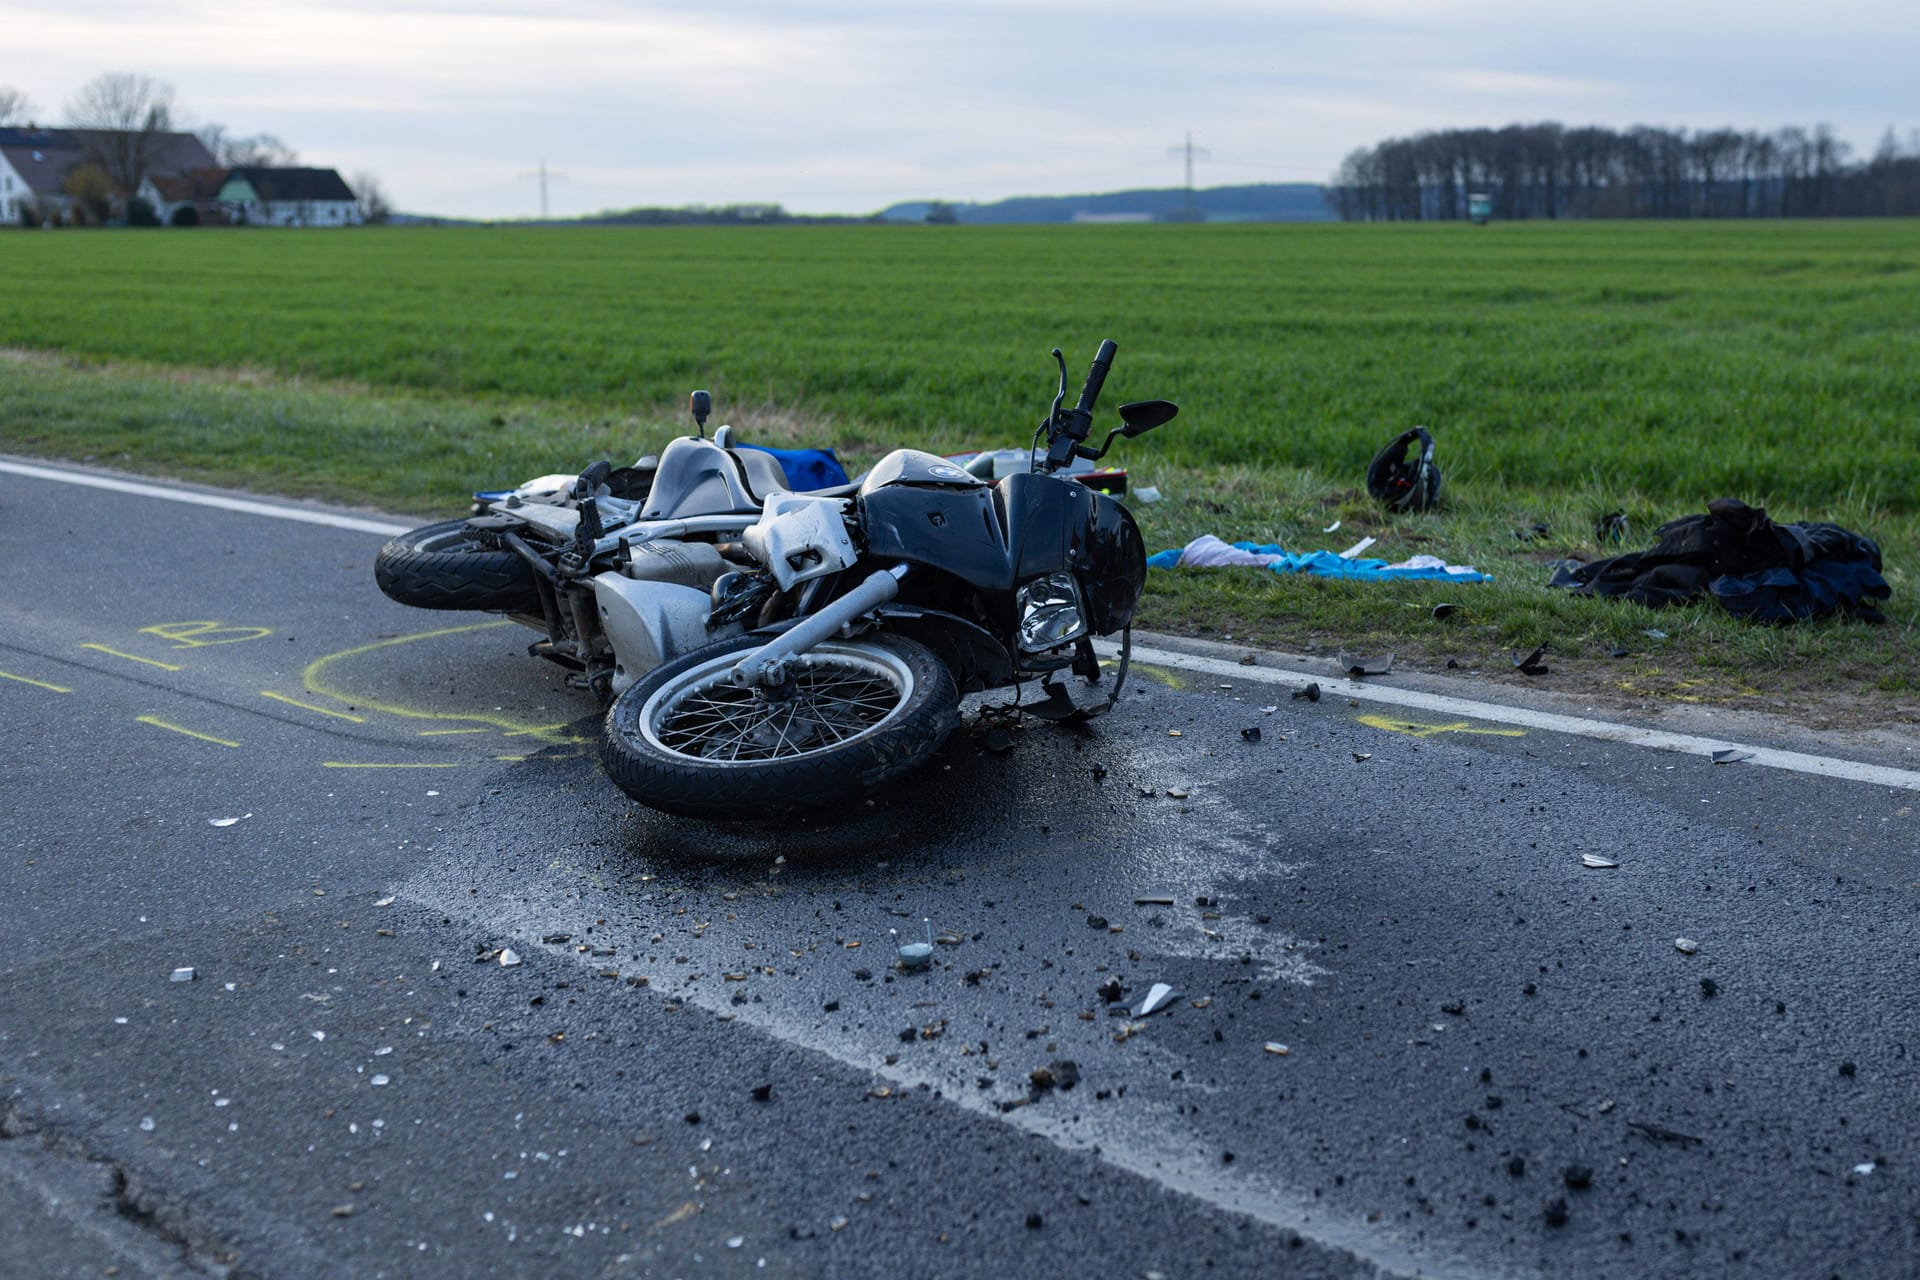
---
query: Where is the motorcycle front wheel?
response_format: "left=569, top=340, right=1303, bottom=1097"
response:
left=601, top=633, right=959, bottom=820
left=374, top=519, right=542, bottom=613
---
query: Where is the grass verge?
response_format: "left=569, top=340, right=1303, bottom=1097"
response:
left=3, top=348, right=1912, bottom=724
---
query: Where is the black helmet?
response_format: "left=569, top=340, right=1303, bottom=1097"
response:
left=1366, top=427, right=1441, bottom=512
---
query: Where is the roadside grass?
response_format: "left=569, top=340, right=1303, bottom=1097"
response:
left=4, top=348, right=1912, bottom=719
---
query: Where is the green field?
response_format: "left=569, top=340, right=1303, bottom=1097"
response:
left=2, top=222, right=1915, bottom=711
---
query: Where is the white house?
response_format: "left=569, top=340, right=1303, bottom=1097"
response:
left=218, top=166, right=361, bottom=227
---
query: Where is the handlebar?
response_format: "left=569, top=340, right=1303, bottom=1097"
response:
left=1075, top=339, right=1118, bottom=415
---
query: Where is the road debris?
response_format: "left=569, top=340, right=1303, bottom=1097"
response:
left=894, top=920, right=934, bottom=970
left=208, top=814, right=251, bottom=827
left=1241, top=726, right=1262, bottom=742
left=1431, top=602, right=1461, bottom=620
left=1133, top=893, right=1175, bottom=906
left=498, top=948, right=523, bottom=968
left=1352, top=752, right=1372, bottom=763
left=1130, top=983, right=1180, bottom=1017
left=1512, top=644, right=1550, bottom=676
left=1342, top=652, right=1394, bottom=676
left=1166, top=788, right=1189, bottom=799
left=1292, top=683, right=1320, bottom=702
left=1581, top=854, right=1619, bottom=869
left=1711, top=748, right=1755, bottom=765
left=1264, top=1042, right=1290, bottom=1056
left=169, top=967, right=196, bottom=983
left=1675, top=937, right=1699, bottom=955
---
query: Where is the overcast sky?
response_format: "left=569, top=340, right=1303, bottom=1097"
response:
left=7, top=0, right=1917, bottom=218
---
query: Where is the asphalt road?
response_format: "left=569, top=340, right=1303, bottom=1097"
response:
left=3, top=457, right=1919, bottom=1279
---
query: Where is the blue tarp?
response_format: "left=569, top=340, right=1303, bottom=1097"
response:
left=1148, top=538, right=1492, bottom=583
left=737, top=444, right=851, bottom=492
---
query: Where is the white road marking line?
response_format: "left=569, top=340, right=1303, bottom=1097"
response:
left=1111, top=641, right=1920, bottom=794
left=0, top=459, right=412, bottom=537
left=11, top=457, right=1913, bottom=795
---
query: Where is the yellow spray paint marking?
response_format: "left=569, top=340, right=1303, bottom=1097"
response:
left=0, top=669, right=72, bottom=693
left=136, top=716, right=240, bottom=747
left=1357, top=713, right=1526, bottom=740
left=418, top=728, right=488, bottom=736
left=1130, top=663, right=1188, bottom=690
left=141, top=621, right=273, bottom=649
left=82, top=644, right=182, bottom=671
left=300, top=622, right=577, bottom=745
left=322, top=761, right=463, bottom=770
left=260, top=691, right=367, bottom=722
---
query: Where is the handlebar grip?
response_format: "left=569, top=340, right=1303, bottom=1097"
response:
left=1074, top=339, right=1118, bottom=414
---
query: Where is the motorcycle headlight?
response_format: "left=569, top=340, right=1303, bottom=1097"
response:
left=1016, top=572, right=1088, bottom=653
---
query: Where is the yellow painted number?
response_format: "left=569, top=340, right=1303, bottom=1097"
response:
left=1357, top=713, right=1526, bottom=740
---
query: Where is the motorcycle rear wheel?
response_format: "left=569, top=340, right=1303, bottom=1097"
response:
left=374, top=519, right=542, bottom=612
left=601, top=633, right=959, bottom=820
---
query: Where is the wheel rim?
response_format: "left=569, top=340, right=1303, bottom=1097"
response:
left=639, top=644, right=915, bottom=765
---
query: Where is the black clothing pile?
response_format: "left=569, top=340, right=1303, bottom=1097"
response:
left=1549, top=498, right=1890, bottom=624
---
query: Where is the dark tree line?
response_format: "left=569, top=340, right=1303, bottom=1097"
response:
left=1326, top=123, right=1920, bottom=220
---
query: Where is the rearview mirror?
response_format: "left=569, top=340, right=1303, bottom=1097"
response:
left=1119, top=399, right=1178, bottom=437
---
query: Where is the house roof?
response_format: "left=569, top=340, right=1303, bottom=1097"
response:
left=149, top=167, right=229, bottom=203
left=224, top=166, right=356, bottom=202
left=0, top=128, right=219, bottom=196
left=0, top=133, right=84, bottom=196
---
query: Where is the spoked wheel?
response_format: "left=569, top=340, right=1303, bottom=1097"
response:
left=374, top=519, right=542, bottom=612
left=601, top=633, right=959, bottom=820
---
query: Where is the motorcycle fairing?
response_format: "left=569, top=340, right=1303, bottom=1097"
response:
left=858, top=468, right=1146, bottom=636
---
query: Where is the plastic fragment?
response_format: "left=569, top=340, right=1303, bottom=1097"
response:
left=1338, top=536, right=1377, bottom=559
left=1711, top=748, right=1754, bottom=765
left=1431, top=602, right=1460, bottom=620
left=895, top=920, right=933, bottom=970
left=1292, top=683, right=1320, bottom=703
left=1323, top=520, right=1341, bottom=534
left=1166, top=788, right=1189, bottom=799
left=169, top=967, right=195, bottom=983
left=498, top=948, right=522, bottom=968
left=1643, top=629, right=1667, bottom=640
left=1264, top=1042, right=1290, bottom=1056
left=138, top=1117, right=155, bottom=1132
left=208, top=814, right=250, bottom=827
left=371, top=1074, right=390, bottom=1086
left=1342, top=652, right=1394, bottom=676
left=1352, top=752, right=1372, bottom=763
left=374, top=896, right=395, bottom=907
left=1581, top=854, right=1619, bottom=869
left=1674, top=938, right=1699, bottom=955
left=1513, top=645, right=1549, bottom=676
left=1131, top=983, right=1180, bottom=1017
left=1855, top=1162, right=1877, bottom=1176
left=1241, top=726, right=1261, bottom=742
left=1134, top=893, right=1175, bottom=906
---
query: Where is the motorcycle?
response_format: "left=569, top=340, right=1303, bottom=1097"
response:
left=598, top=339, right=1177, bottom=819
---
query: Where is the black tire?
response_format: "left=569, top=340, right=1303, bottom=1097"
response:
left=374, top=519, right=542, bottom=612
left=602, top=633, right=959, bottom=820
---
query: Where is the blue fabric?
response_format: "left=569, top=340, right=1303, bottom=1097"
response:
left=737, top=444, right=851, bottom=492
left=1149, top=540, right=1492, bottom=583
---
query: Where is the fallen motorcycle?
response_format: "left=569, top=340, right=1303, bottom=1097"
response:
left=599, top=339, right=1177, bottom=818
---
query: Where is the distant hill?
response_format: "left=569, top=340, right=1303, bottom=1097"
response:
left=882, top=183, right=1331, bottom=224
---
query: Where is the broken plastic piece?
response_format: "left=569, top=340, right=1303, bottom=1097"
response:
left=1337, top=536, right=1377, bottom=560
left=1608, top=647, right=1629, bottom=659
left=169, top=967, right=195, bottom=983
left=1674, top=938, right=1699, bottom=955
left=1133, top=893, right=1175, bottom=906
left=1264, top=1042, right=1290, bottom=1056
left=1431, top=603, right=1460, bottom=620
left=1352, top=753, right=1372, bottom=763
left=1581, top=854, right=1619, bottom=869
left=1240, top=726, right=1261, bottom=742
left=208, top=814, right=250, bottom=827
left=1513, top=645, right=1549, bottom=675
left=1292, top=683, right=1320, bottom=702
left=497, top=948, right=522, bottom=968
left=1342, top=652, right=1394, bottom=677
left=1710, top=748, right=1754, bottom=765
left=1131, top=983, right=1180, bottom=1017
left=895, top=920, right=933, bottom=970
left=1642, top=628, right=1667, bottom=640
